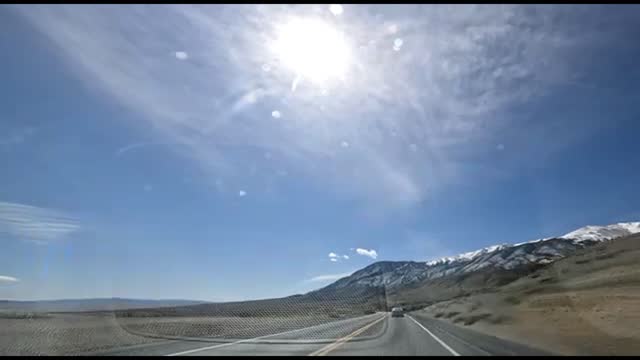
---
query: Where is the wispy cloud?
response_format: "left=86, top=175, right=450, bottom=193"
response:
left=355, top=248, right=378, bottom=259
left=0, top=201, right=81, bottom=244
left=114, top=141, right=192, bottom=157
left=305, top=272, right=353, bottom=283
left=328, top=252, right=349, bottom=262
left=115, top=142, right=154, bottom=157
left=13, top=5, right=637, bottom=210
left=0, top=127, right=36, bottom=146
left=0, top=275, right=19, bottom=284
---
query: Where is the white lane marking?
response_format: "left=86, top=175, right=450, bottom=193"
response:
left=165, top=313, right=382, bottom=356
left=308, top=314, right=388, bottom=356
left=407, top=315, right=460, bottom=356
left=424, top=321, right=491, bottom=356
left=165, top=328, right=299, bottom=356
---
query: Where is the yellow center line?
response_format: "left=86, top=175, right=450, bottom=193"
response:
left=308, top=314, right=388, bottom=356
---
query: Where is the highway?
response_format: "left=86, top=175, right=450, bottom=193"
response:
left=96, top=312, right=552, bottom=356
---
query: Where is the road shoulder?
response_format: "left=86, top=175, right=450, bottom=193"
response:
left=409, top=312, right=553, bottom=356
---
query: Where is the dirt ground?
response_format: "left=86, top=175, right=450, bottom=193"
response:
left=420, top=285, right=640, bottom=355
left=0, top=312, right=355, bottom=355
left=420, top=234, right=640, bottom=355
left=118, top=314, right=351, bottom=340
left=0, top=313, right=160, bottom=355
left=4, top=236, right=639, bottom=355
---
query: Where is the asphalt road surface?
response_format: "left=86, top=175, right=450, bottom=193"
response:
left=96, top=312, right=552, bottom=356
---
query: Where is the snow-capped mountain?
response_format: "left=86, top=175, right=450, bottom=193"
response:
left=425, top=244, right=510, bottom=266
left=561, top=222, right=640, bottom=242
left=313, top=222, right=640, bottom=296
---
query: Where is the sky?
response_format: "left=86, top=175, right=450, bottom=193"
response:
left=1, top=4, right=640, bottom=301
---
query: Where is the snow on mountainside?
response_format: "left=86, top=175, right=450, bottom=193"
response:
left=425, top=222, right=640, bottom=267
left=426, top=244, right=510, bottom=266
left=561, top=222, right=640, bottom=242
left=314, top=222, right=640, bottom=295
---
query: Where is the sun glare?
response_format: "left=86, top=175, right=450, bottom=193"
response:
left=272, top=18, right=351, bottom=86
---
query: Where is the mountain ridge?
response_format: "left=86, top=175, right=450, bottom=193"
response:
left=310, top=221, right=640, bottom=301
left=99, top=221, right=640, bottom=318
left=0, top=297, right=209, bottom=312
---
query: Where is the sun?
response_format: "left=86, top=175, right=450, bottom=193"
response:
left=271, top=18, right=352, bottom=86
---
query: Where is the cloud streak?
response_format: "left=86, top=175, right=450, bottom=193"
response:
left=0, top=201, right=81, bottom=244
left=0, top=127, right=36, bottom=146
left=13, top=5, right=639, bottom=211
left=115, top=142, right=154, bottom=157
left=0, top=275, right=19, bottom=284
left=305, top=272, right=352, bottom=283
left=114, top=141, right=194, bottom=157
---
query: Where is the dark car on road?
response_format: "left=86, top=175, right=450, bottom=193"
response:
left=391, top=307, right=404, bottom=317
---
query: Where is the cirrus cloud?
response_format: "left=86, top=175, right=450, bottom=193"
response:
left=0, top=275, right=19, bottom=284
left=12, top=4, right=640, bottom=211
left=305, top=271, right=353, bottom=283
left=0, top=127, right=36, bottom=146
left=0, top=201, right=81, bottom=244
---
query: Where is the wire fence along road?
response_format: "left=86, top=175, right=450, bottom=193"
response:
left=94, top=312, right=551, bottom=356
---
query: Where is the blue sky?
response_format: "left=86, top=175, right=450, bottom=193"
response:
left=1, top=4, right=640, bottom=301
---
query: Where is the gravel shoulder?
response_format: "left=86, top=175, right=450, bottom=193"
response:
left=0, top=312, right=381, bottom=355
left=0, top=313, right=160, bottom=355
left=419, top=234, right=640, bottom=355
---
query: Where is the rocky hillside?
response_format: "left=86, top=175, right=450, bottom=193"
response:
left=113, top=222, right=639, bottom=317
left=311, top=222, right=640, bottom=306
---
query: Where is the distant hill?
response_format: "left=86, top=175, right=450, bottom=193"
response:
left=308, top=221, right=640, bottom=309
left=0, top=298, right=209, bottom=312
left=112, top=221, right=640, bottom=319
